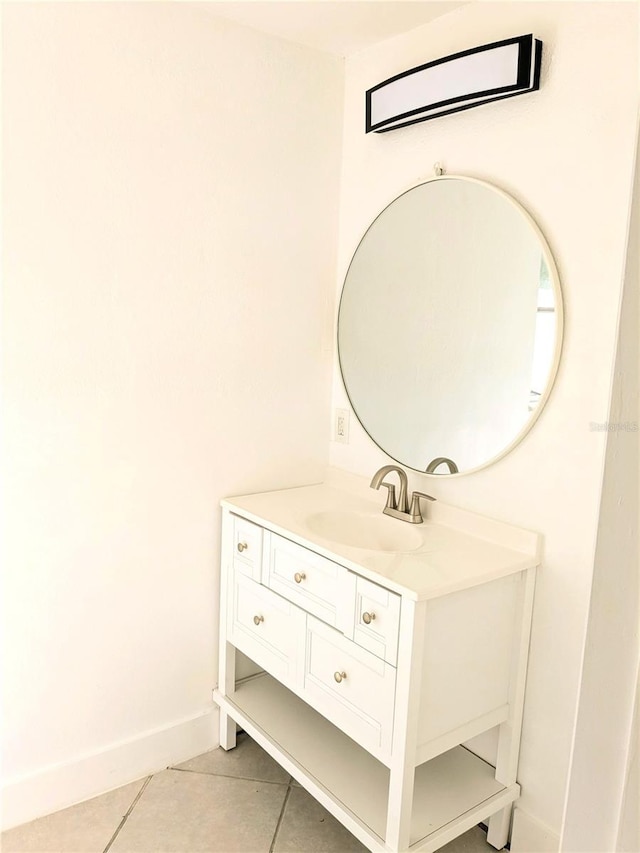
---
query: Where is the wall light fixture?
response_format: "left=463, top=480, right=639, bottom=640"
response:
left=366, top=34, right=542, bottom=133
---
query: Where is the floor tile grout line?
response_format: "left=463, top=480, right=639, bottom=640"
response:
left=102, top=775, right=152, bottom=853
left=170, top=766, right=290, bottom=786
left=269, top=782, right=292, bottom=853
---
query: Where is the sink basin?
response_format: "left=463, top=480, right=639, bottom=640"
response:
left=304, top=510, right=423, bottom=553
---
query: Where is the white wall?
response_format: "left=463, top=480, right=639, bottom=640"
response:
left=561, top=122, right=639, bottom=852
left=1, top=2, right=342, bottom=828
left=330, top=1, right=638, bottom=845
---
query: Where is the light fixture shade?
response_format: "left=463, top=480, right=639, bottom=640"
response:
left=366, top=34, right=542, bottom=133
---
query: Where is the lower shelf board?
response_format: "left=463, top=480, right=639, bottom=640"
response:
left=214, top=674, right=519, bottom=852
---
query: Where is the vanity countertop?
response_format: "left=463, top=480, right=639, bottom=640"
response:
left=221, top=470, right=541, bottom=601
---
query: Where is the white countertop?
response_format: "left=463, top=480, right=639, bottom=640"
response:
left=221, top=470, right=541, bottom=601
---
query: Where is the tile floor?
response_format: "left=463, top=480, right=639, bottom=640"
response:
left=2, top=734, right=504, bottom=853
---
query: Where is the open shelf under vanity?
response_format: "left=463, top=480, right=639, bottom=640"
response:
left=214, top=673, right=518, bottom=853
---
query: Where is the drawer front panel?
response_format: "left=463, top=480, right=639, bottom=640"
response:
left=265, top=534, right=341, bottom=627
left=303, top=615, right=396, bottom=760
left=232, top=515, right=263, bottom=580
left=229, top=572, right=305, bottom=687
left=352, top=575, right=401, bottom=665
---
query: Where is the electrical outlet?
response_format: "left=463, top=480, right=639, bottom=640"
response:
left=335, top=408, right=350, bottom=443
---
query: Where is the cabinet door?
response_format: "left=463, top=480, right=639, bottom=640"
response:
left=303, top=615, right=396, bottom=762
left=229, top=571, right=305, bottom=688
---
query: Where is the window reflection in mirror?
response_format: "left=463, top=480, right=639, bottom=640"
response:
left=529, top=258, right=556, bottom=411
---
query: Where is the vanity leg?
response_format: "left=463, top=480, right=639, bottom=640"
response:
left=487, top=805, right=512, bottom=849
left=219, top=710, right=237, bottom=751
left=217, top=517, right=238, bottom=750
left=217, top=640, right=237, bottom=750
left=488, top=567, right=536, bottom=848
left=385, top=600, right=426, bottom=852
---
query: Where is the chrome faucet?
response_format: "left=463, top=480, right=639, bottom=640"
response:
left=370, top=465, right=436, bottom=524
left=425, top=456, right=459, bottom=474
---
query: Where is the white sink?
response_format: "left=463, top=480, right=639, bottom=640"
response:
left=304, top=510, right=424, bottom=553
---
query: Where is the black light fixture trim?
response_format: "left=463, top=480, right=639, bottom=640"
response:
left=366, top=34, right=543, bottom=133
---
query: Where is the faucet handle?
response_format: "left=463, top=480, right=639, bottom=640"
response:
left=378, top=482, right=397, bottom=511
left=409, top=490, right=436, bottom=521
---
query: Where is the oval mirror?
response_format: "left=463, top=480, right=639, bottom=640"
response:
left=337, top=175, right=563, bottom=475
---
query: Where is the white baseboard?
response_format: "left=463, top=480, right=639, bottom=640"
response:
left=511, top=807, right=560, bottom=853
left=1, top=708, right=218, bottom=831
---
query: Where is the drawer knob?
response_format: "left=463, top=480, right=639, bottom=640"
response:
left=294, top=572, right=306, bottom=584
left=362, top=611, right=376, bottom=625
left=333, top=671, right=347, bottom=683
left=253, top=614, right=264, bottom=626
left=237, top=542, right=248, bottom=553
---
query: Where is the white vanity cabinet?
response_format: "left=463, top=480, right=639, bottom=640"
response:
left=214, top=481, right=540, bottom=853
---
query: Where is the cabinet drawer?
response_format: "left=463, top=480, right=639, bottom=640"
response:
left=303, top=615, right=396, bottom=760
left=265, top=534, right=341, bottom=627
left=229, top=572, right=305, bottom=687
left=351, top=575, right=401, bottom=666
left=232, top=515, right=263, bottom=580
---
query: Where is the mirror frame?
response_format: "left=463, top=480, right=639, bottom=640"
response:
left=337, top=173, right=564, bottom=476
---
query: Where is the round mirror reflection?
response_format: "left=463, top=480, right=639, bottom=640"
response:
left=337, top=176, right=563, bottom=475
